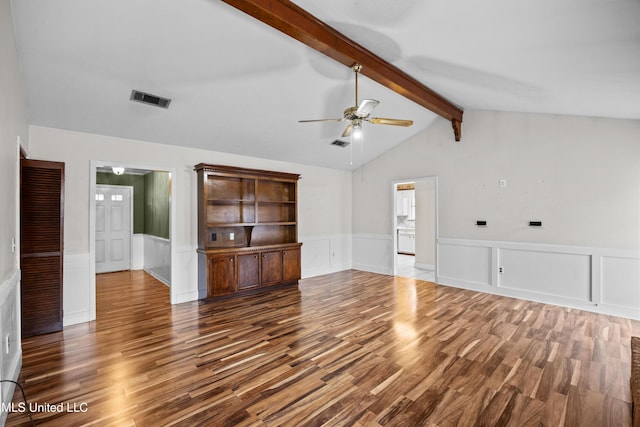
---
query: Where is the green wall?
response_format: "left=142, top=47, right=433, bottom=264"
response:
left=144, top=171, right=170, bottom=239
left=96, top=171, right=170, bottom=239
left=96, top=172, right=145, bottom=233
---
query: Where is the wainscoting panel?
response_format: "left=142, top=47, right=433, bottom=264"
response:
left=498, top=248, right=591, bottom=302
left=143, top=234, right=171, bottom=286
left=438, top=242, right=492, bottom=287
left=437, top=238, right=640, bottom=319
left=0, top=269, right=21, bottom=425
left=300, top=234, right=352, bottom=278
left=600, top=255, right=640, bottom=317
left=352, top=234, right=393, bottom=275
left=172, top=245, right=199, bottom=304
left=132, top=233, right=144, bottom=270
left=63, top=253, right=92, bottom=325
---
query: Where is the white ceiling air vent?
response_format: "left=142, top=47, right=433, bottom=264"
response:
left=130, top=90, right=171, bottom=109
left=330, top=139, right=350, bottom=148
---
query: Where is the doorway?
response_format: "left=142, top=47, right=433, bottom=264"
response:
left=393, top=177, right=438, bottom=281
left=89, top=161, right=177, bottom=321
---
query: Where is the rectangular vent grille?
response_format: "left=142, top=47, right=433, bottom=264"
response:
left=130, top=90, right=171, bottom=109
left=330, top=139, right=350, bottom=148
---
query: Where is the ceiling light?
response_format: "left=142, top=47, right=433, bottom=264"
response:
left=352, top=123, right=362, bottom=141
left=112, top=167, right=125, bottom=175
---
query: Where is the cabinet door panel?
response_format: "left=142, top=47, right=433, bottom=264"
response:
left=261, top=251, right=283, bottom=286
left=283, top=248, right=301, bottom=282
left=238, top=253, right=260, bottom=290
left=209, top=255, right=236, bottom=296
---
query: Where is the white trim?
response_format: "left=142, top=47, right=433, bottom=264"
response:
left=0, top=269, right=22, bottom=425
left=437, top=237, right=640, bottom=320
left=437, top=237, right=639, bottom=259
left=144, top=234, right=170, bottom=244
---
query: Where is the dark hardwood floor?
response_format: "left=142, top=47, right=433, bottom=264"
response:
left=7, top=270, right=640, bottom=426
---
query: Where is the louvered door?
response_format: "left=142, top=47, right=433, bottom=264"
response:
left=20, top=159, right=64, bottom=337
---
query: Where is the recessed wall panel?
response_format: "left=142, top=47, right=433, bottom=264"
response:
left=601, top=256, right=640, bottom=308
left=439, top=243, right=492, bottom=286
left=499, top=248, right=591, bottom=302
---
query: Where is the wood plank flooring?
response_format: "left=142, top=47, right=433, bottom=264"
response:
left=7, top=270, right=640, bottom=426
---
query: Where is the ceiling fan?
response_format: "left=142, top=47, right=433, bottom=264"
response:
left=299, top=64, right=413, bottom=138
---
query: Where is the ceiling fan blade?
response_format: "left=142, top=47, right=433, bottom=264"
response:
left=369, top=117, right=414, bottom=127
left=355, top=99, right=379, bottom=117
left=298, top=118, right=343, bottom=123
left=341, top=123, right=353, bottom=137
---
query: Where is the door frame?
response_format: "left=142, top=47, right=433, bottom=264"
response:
left=89, top=160, right=177, bottom=320
left=392, top=176, right=439, bottom=278
left=95, top=184, right=134, bottom=273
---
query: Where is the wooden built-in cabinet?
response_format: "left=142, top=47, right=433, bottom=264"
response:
left=195, top=164, right=302, bottom=298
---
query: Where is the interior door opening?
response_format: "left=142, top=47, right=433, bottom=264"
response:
left=90, top=162, right=175, bottom=319
left=393, top=177, right=438, bottom=282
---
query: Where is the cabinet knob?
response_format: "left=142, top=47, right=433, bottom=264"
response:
left=283, top=251, right=287, bottom=255
left=230, top=258, right=234, bottom=262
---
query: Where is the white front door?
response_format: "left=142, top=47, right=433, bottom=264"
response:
left=96, top=185, right=132, bottom=273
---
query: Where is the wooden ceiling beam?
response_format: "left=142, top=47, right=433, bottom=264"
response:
left=221, top=0, right=463, bottom=141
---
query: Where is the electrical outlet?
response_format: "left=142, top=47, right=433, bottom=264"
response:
left=499, top=267, right=504, bottom=274
left=229, top=232, right=234, bottom=241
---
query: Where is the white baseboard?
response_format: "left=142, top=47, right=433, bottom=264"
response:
left=414, top=262, right=435, bottom=270
left=144, top=267, right=170, bottom=287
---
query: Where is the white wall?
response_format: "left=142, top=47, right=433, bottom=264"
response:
left=0, top=0, right=28, bottom=422
left=27, top=125, right=353, bottom=324
left=353, top=110, right=640, bottom=319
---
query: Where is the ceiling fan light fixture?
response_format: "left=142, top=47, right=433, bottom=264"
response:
left=352, top=123, right=362, bottom=141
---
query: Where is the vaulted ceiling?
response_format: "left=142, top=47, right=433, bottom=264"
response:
left=10, top=0, right=640, bottom=170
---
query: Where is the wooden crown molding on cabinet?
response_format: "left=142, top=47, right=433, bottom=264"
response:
left=221, top=0, right=464, bottom=141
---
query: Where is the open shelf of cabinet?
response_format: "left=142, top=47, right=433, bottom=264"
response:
left=195, top=163, right=301, bottom=299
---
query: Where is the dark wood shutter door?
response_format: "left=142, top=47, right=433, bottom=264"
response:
left=20, top=159, right=64, bottom=337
